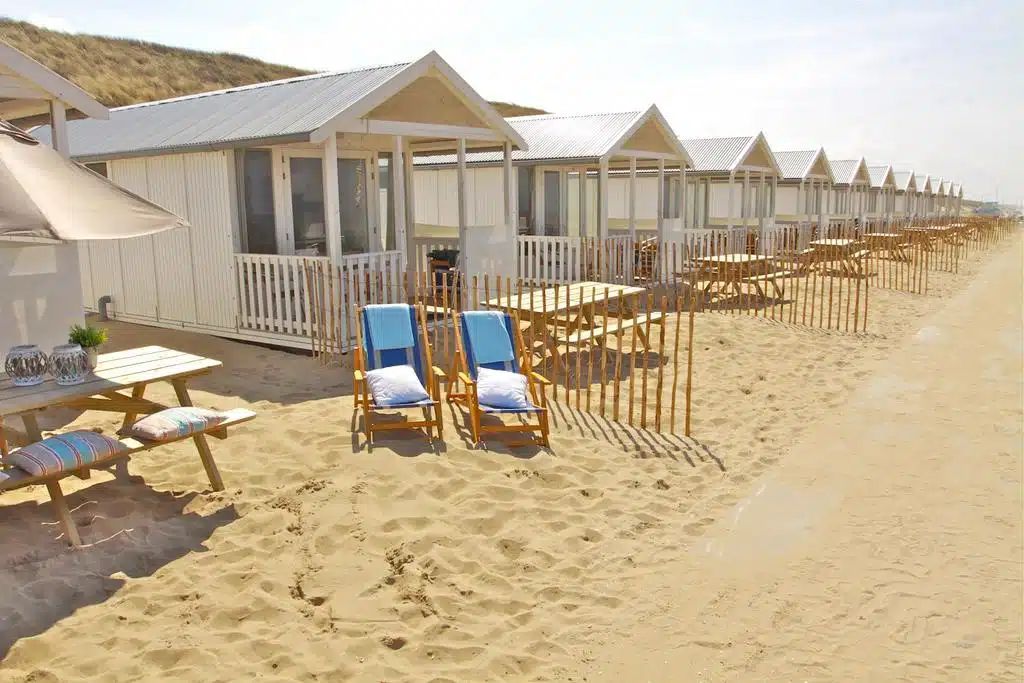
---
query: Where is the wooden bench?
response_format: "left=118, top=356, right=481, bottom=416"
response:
left=563, top=312, right=665, bottom=345
left=0, top=407, right=256, bottom=547
left=739, top=270, right=796, bottom=297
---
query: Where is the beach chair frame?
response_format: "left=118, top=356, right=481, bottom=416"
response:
left=449, top=311, right=551, bottom=448
left=353, top=304, right=445, bottom=445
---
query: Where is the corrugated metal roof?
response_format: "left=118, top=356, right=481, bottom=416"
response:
left=775, top=150, right=816, bottom=179
left=32, top=62, right=411, bottom=158
left=893, top=171, right=914, bottom=191
left=867, top=165, right=892, bottom=187
left=417, top=111, right=643, bottom=165
left=680, top=135, right=756, bottom=172
left=829, top=159, right=862, bottom=185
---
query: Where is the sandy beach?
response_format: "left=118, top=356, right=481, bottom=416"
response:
left=0, top=235, right=1020, bottom=682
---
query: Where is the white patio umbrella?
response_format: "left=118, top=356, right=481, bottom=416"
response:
left=0, top=119, right=188, bottom=241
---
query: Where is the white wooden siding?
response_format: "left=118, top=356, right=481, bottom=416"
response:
left=413, top=167, right=511, bottom=229
left=109, top=159, right=157, bottom=319
left=185, top=152, right=236, bottom=330
left=81, top=151, right=236, bottom=331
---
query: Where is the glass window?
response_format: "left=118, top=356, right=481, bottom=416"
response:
left=85, top=162, right=108, bottom=178
left=289, top=157, right=326, bottom=256
left=543, top=170, right=561, bottom=236
left=338, top=158, right=370, bottom=254
left=238, top=150, right=277, bottom=254
left=517, top=166, right=533, bottom=232
left=379, top=154, right=395, bottom=251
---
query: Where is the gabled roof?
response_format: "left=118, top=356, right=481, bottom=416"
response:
left=867, top=164, right=896, bottom=188
left=775, top=148, right=833, bottom=181
left=914, top=174, right=932, bottom=193
left=931, top=178, right=946, bottom=194
left=416, top=105, right=691, bottom=167
left=829, top=158, right=870, bottom=185
left=31, top=51, right=525, bottom=160
left=0, top=42, right=109, bottom=124
left=681, top=132, right=780, bottom=174
left=893, top=170, right=916, bottom=192
left=950, top=183, right=962, bottom=197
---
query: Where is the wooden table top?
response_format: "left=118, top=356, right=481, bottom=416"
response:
left=810, top=239, right=857, bottom=247
left=1, top=346, right=220, bottom=417
left=485, top=281, right=646, bottom=314
left=693, top=254, right=772, bottom=264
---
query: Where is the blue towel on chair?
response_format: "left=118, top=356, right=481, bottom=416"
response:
left=365, top=304, right=415, bottom=350
left=463, top=311, right=514, bottom=365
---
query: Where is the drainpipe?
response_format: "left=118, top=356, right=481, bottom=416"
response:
left=97, top=295, right=113, bottom=321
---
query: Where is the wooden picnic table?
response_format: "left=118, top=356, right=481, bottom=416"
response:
left=1, top=346, right=231, bottom=545
left=862, top=233, right=911, bottom=262
left=693, top=253, right=792, bottom=298
left=808, top=239, right=866, bottom=275
left=485, top=281, right=657, bottom=360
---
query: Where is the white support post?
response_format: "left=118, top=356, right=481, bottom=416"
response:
left=628, top=156, right=637, bottom=242
left=757, top=171, right=766, bottom=238
left=727, top=171, right=736, bottom=233
left=323, top=133, right=342, bottom=264
left=598, top=159, right=609, bottom=239
left=48, top=101, right=69, bottom=156
left=770, top=173, right=778, bottom=236
left=392, top=136, right=407, bottom=268
left=456, top=138, right=468, bottom=265
left=579, top=167, right=588, bottom=238
left=656, top=159, right=665, bottom=245
left=402, top=140, right=416, bottom=268
left=502, top=141, right=514, bottom=239
left=533, top=166, right=544, bottom=236
left=679, top=164, right=687, bottom=233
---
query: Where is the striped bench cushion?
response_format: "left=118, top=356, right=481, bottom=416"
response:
left=120, top=407, right=227, bottom=442
left=7, top=431, right=127, bottom=477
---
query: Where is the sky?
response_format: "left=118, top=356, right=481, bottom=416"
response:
left=5, top=0, right=1022, bottom=204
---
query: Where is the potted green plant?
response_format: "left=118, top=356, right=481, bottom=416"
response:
left=68, top=324, right=108, bottom=370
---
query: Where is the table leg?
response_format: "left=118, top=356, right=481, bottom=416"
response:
left=120, top=383, right=148, bottom=430
left=621, top=297, right=651, bottom=350
left=171, top=379, right=225, bottom=492
left=20, top=413, right=84, bottom=547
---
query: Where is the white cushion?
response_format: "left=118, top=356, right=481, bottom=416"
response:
left=366, top=365, right=430, bottom=406
left=476, top=368, right=531, bottom=409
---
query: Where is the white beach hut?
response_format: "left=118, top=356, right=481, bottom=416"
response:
left=412, top=107, right=691, bottom=254
left=681, top=133, right=781, bottom=246
left=0, top=42, right=109, bottom=354
left=892, top=171, right=917, bottom=222
left=866, top=164, right=897, bottom=227
left=913, top=174, right=933, bottom=221
left=774, top=148, right=833, bottom=231
left=33, top=51, right=527, bottom=349
left=950, top=183, right=963, bottom=217
left=827, top=158, right=871, bottom=230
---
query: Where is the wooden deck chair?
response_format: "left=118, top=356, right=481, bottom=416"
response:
left=354, top=304, right=445, bottom=445
left=450, top=311, right=550, bottom=447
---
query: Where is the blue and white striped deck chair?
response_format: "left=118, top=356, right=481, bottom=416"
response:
left=354, top=304, right=445, bottom=445
left=451, top=310, right=550, bottom=447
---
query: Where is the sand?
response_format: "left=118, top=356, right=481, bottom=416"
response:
left=0, top=235, right=1020, bottom=682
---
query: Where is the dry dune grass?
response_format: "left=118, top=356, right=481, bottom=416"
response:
left=0, top=235, right=1018, bottom=681
left=0, top=18, right=547, bottom=116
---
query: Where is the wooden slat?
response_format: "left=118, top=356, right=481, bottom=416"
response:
left=0, top=347, right=220, bottom=416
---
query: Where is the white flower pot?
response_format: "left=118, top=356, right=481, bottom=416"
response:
left=50, top=344, right=89, bottom=386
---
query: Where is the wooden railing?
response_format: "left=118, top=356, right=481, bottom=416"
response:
left=412, top=236, right=459, bottom=273
left=235, top=251, right=404, bottom=338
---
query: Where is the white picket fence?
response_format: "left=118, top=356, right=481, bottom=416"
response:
left=235, top=250, right=404, bottom=339
left=412, top=236, right=459, bottom=272
left=515, top=235, right=634, bottom=284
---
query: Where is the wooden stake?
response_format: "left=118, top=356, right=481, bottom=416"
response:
left=655, top=295, right=668, bottom=433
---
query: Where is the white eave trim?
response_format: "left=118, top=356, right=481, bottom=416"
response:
left=599, top=104, right=693, bottom=167
left=309, top=50, right=527, bottom=150
left=0, top=43, right=108, bottom=120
